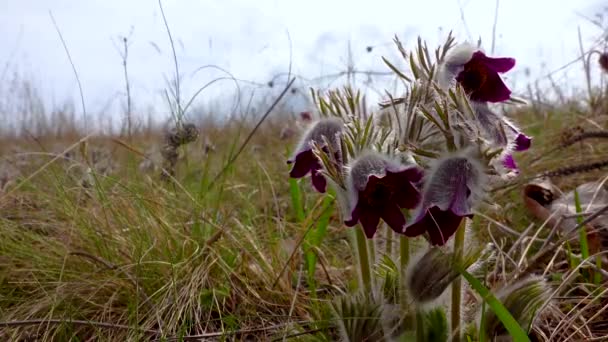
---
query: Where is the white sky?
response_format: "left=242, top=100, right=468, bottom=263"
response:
left=0, top=0, right=606, bottom=128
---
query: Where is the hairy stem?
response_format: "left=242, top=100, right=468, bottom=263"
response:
left=451, top=220, right=466, bottom=342
left=385, top=228, right=394, bottom=257
left=355, top=227, right=372, bottom=292
left=416, top=309, right=425, bottom=341
left=399, top=236, right=414, bottom=329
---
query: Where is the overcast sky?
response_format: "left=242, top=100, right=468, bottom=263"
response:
left=0, top=0, right=606, bottom=128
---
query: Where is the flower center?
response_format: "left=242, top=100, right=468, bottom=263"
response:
left=364, top=179, right=395, bottom=207
left=457, top=59, right=488, bottom=94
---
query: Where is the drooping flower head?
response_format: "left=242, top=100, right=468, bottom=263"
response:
left=468, top=101, right=532, bottom=174
left=344, top=152, right=424, bottom=238
left=299, top=111, right=313, bottom=122
left=438, top=43, right=516, bottom=103
left=403, top=153, right=485, bottom=246
left=599, top=52, right=608, bottom=73
left=287, top=117, right=343, bottom=193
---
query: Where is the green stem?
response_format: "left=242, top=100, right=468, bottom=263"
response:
left=368, top=238, right=376, bottom=268
left=416, top=309, right=425, bottom=341
left=355, top=227, right=372, bottom=292
left=399, top=236, right=414, bottom=330
left=400, top=236, right=410, bottom=312
left=386, top=228, right=393, bottom=257
left=451, top=220, right=466, bottom=342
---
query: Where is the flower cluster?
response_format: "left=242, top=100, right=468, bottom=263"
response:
left=287, top=37, right=531, bottom=246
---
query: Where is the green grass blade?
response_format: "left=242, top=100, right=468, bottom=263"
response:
left=461, top=271, right=531, bottom=342
left=289, top=178, right=305, bottom=222
left=304, top=193, right=334, bottom=283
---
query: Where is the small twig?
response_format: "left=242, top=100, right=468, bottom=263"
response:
left=517, top=203, right=608, bottom=278
left=490, top=0, right=500, bottom=55
left=161, top=321, right=310, bottom=341
left=0, top=319, right=158, bottom=335
left=49, top=11, right=87, bottom=132
left=271, top=197, right=335, bottom=289
left=158, top=0, right=182, bottom=119
left=272, top=328, right=325, bottom=341
left=69, top=251, right=153, bottom=309
left=208, top=77, right=296, bottom=189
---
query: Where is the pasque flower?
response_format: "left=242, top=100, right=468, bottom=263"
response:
left=403, top=154, right=485, bottom=246
left=439, top=43, right=516, bottom=103
left=287, top=117, right=343, bottom=193
left=469, top=101, right=532, bottom=173
left=344, top=152, right=424, bottom=238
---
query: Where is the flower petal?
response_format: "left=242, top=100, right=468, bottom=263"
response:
left=514, top=133, right=532, bottom=151
left=503, top=154, right=518, bottom=170
left=381, top=204, right=406, bottom=233
left=478, top=53, right=516, bottom=73
left=288, top=149, right=317, bottom=178
left=344, top=204, right=360, bottom=227
left=424, top=207, right=466, bottom=246
left=469, top=69, right=512, bottom=102
left=402, top=207, right=428, bottom=237
left=311, top=170, right=327, bottom=193
left=358, top=206, right=381, bottom=238
left=386, top=168, right=423, bottom=209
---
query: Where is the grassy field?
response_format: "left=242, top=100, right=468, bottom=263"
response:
left=0, top=27, right=608, bottom=342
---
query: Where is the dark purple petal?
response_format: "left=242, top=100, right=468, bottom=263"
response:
left=514, top=133, right=532, bottom=151
left=503, top=154, right=518, bottom=170
left=474, top=52, right=516, bottom=73
left=447, top=180, right=472, bottom=218
left=344, top=204, right=360, bottom=227
left=467, top=68, right=512, bottom=102
left=344, top=200, right=382, bottom=238
left=381, top=204, right=406, bottom=233
left=457, top=51, right=514, bottom=103
left=300, top=111, right=312, bottom=121
left=288, top=149, right=318, bottom=178
left=359, top=207, right=381, bottom=239
left=403, top=208, right=428, bottom=238
left=406, top=206, right=468, bottom=246
left=311, top=170, right=327, bottom=193
left=386, top=168, right=424, bottom=209
left=424, top=207, right=466, bottom=246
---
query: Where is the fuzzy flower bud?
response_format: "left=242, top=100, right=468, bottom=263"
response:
left=287, top=117, right=343, bottom=193
left=438, top=43, right=515, bottom=103
left=406, top=247, right=460, bottom=304
left=403, top=153, right=485, bottom=246
left=344, top=151, right=423, bottom=238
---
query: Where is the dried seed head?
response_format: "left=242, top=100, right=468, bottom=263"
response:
left=166, top=123, right=199, bottom=147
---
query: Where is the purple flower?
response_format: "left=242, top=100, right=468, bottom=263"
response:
left=470, top=101, right=533, bottom=153
left=403, top=155, right=485, bottom=246
left=514, top=133, right=531, bottom=151
left=599, top=52, right=608, bottom=73
left=287, top=118, right=343, bottom=193
left=502, top=154, right=518, bottom=170
left=439, top=44, right=515, bottom=103
left=344, top=152, right=424, bottom=239
left=299, top=111, right=313, bottom=122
